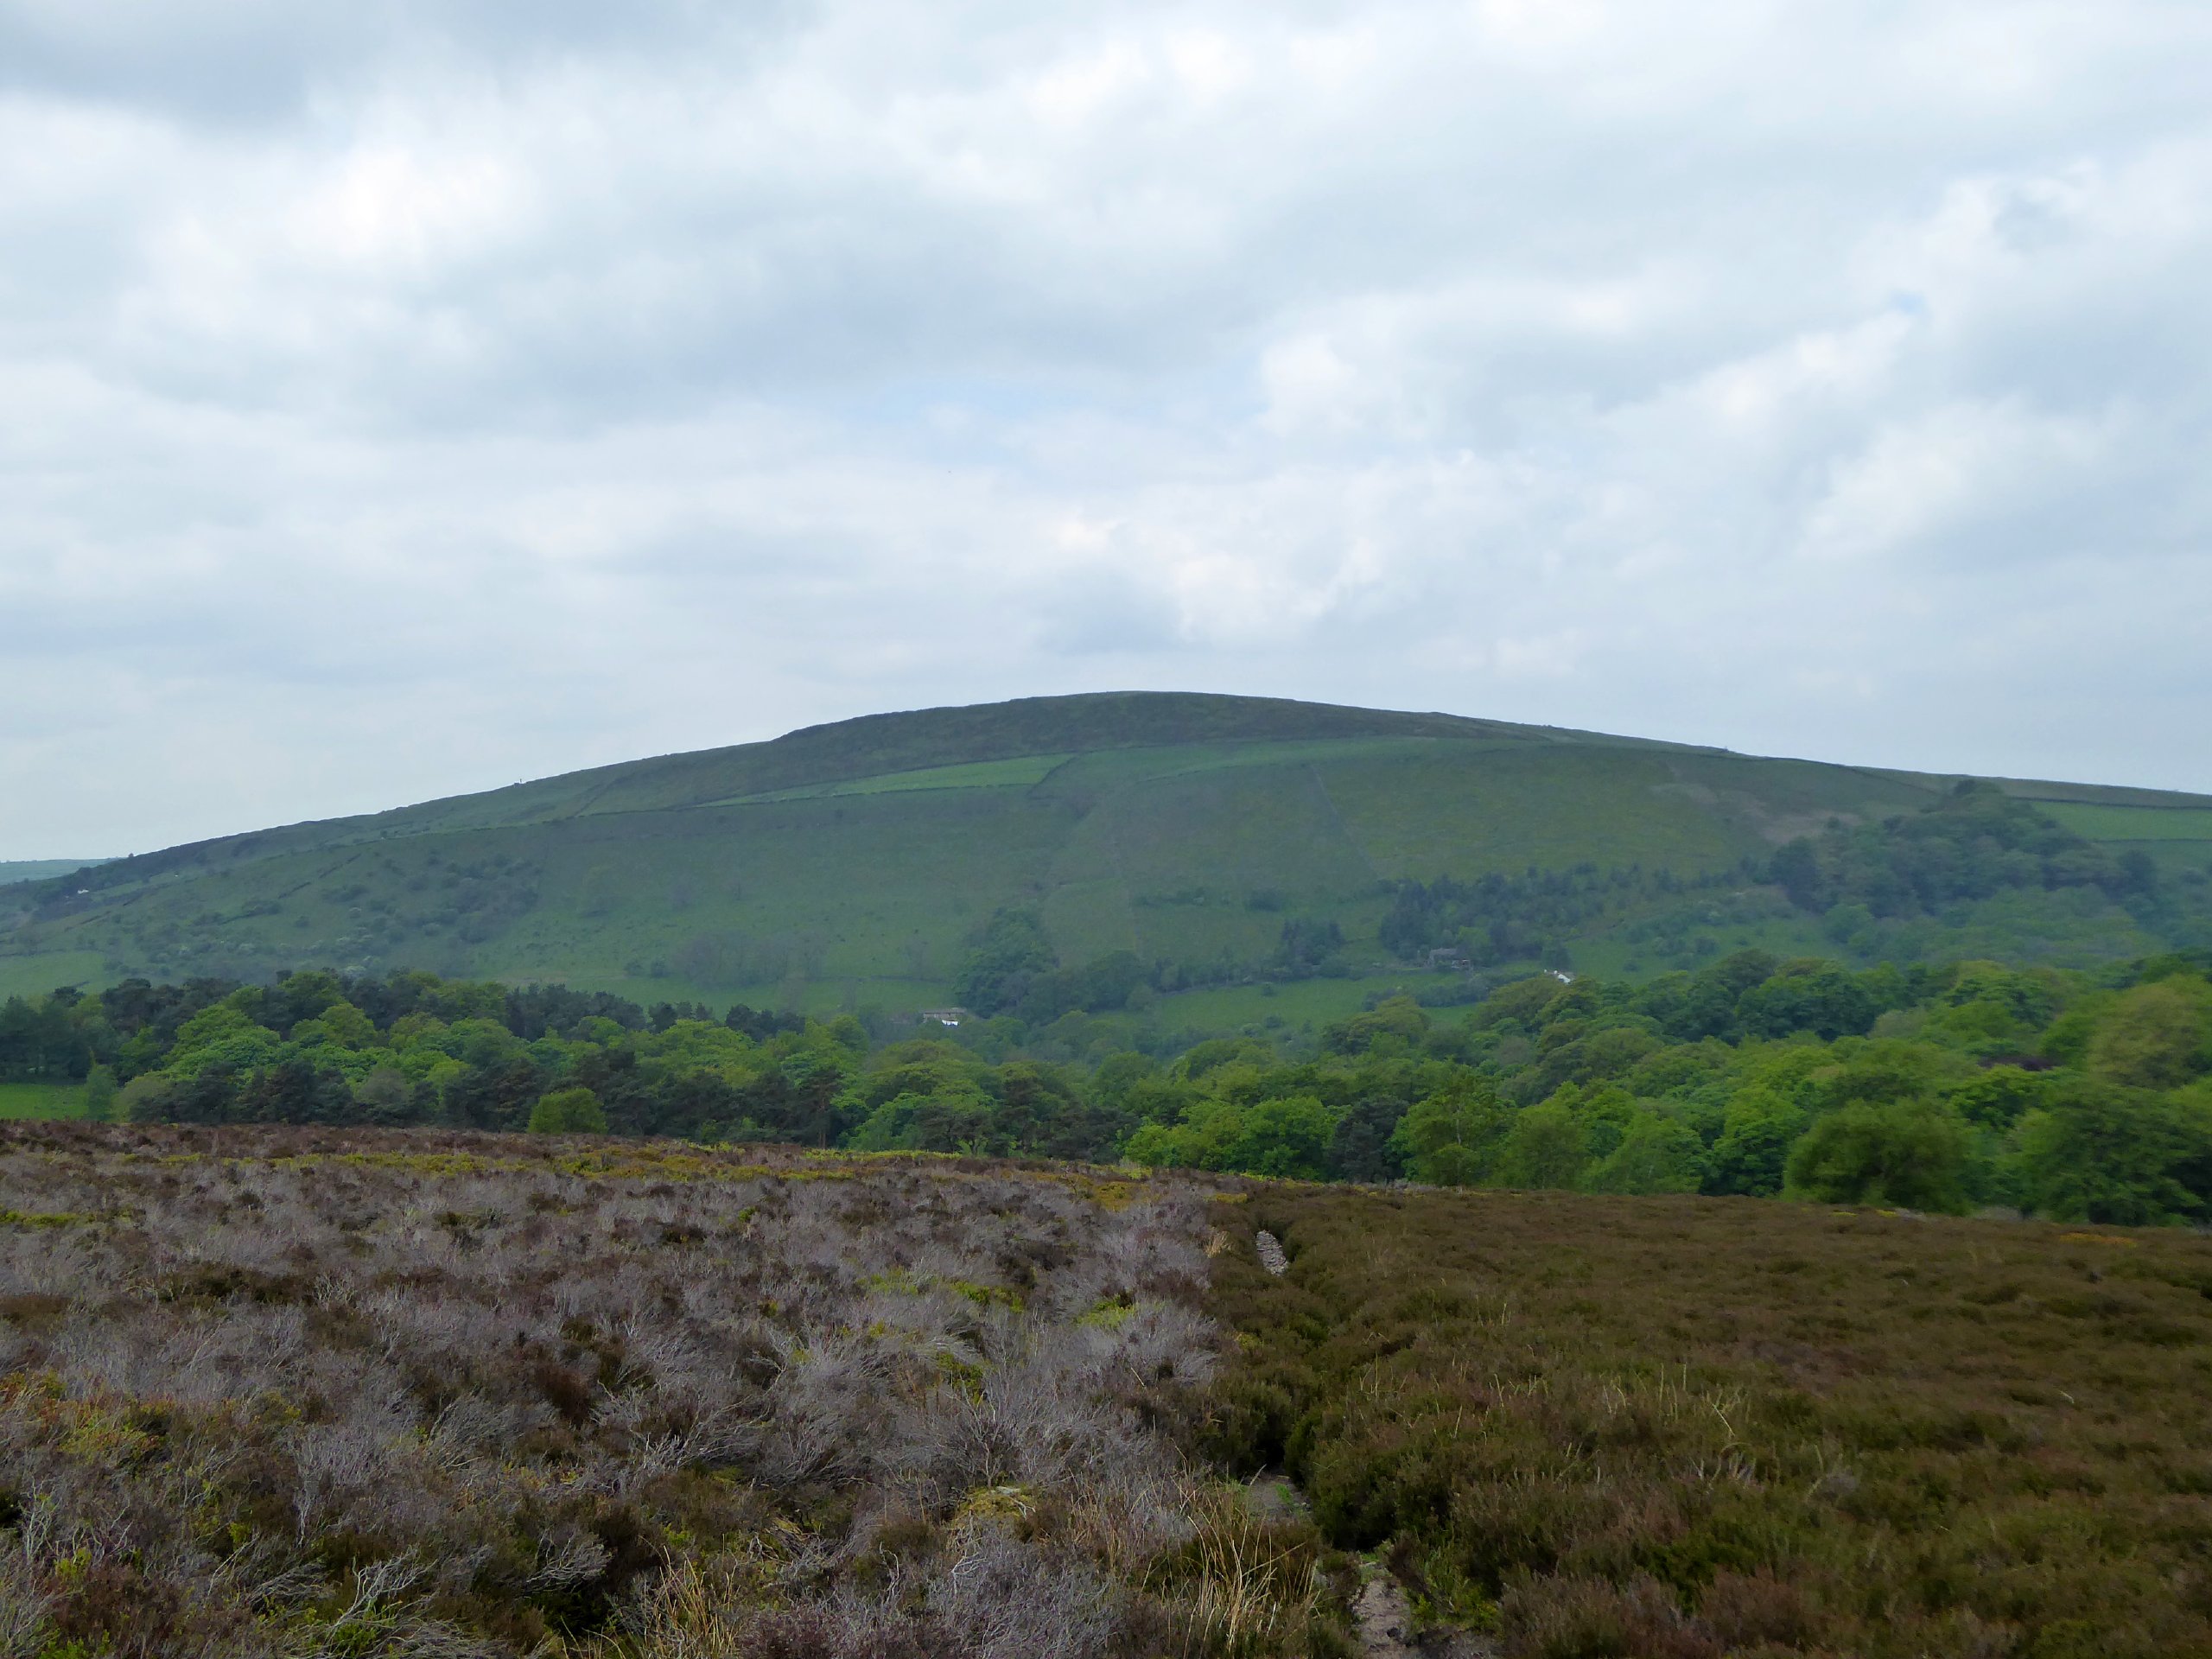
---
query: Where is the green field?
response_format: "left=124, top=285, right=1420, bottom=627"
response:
left=728, top=751, right=1076, bottom=803
left=0, top=951, right=111, bottom=1002
left=3, top=692, right=2207, bottom=1014
left=0, top=1082, right=87, bottom=1121
left=2041, top=800, right=2212, bottom=842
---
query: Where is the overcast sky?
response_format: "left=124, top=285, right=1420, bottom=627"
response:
left=3, top=1, right=2209, bottom=856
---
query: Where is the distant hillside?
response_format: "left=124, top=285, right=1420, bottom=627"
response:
left=3, top=692, right=2208, bottom=1011
left=0, top=861, right=100, bottom=889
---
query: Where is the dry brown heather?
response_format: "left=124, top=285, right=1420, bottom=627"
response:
left=1206, top=1185, right=2212, bottom=1659
left=0, top=1124, right=1343, bottom=1659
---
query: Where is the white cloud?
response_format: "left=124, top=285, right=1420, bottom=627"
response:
left=1, top=0, right=2209, bottom=855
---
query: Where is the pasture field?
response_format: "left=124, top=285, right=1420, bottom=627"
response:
left=0, top=950, right=110, bottom=1002
left=728, top=751, right=1076, bottom=803
left=2040, top=801, right=2212, bottom=844
left=0, top=1081, right=86, bottom=1120
left=1209, top=1182, right=2212, bottom=1658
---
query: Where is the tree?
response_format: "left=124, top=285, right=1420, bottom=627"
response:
left=355, top=1066, right=416, bottom=1125
left=1706, top=1086, right=1807, bottom=1197
left=951, top=911, right=1058, bottom=1015
left=1784, top=1101, right=1971, bottom=1212
left=1015, top=950, right=1148, bottom=1023
left=119, top=1072, right=178, bottom=1124
left=1583, top=1112, right=1707, bottom=1195
left=530, top=1086, right=607, bottom=1135
left=2087, top=980, right=2212, bottom=1091
left=1224, top=1096, right=1338, bottom=1180
left=1327, top=1096, right=1409, bottom=1183
left=1737, top=963, right=1880, bottom=1041
left=1496, top=1103, right=1590, bottom=1191
left=1947, top=1065, right=2047, bottom=1131
left=291, top=1000, right=376, bottom=1051
left=1390, top=1078, right=1509, bottom=1186
left=1274, top=918, right=1347, bottom=978
left=1808, top=1041, right=1963, bottom=1114
left=2011, top=1080, right=2211, bottom=1225
left=1322, top=998, right=1430, bottom=1058
left=81, top=1064, right=118, bottom=1124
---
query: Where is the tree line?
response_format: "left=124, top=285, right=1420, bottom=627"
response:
left=5, top=938, right=2211, bottom=1224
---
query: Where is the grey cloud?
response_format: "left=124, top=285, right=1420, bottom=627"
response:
left=2, top=0, right=2209, bottom=855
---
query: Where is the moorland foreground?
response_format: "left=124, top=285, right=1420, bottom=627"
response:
left=3, top=1123, right=2210, bottom=1657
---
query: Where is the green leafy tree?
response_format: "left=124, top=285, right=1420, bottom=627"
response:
left=951, top=910, right=1058, bottom=1015
left=1583, top=1112, right=1707, bottom=1195
left=1705, top=1086, right=1806, bottom=1197
left=1923, top=963, right=2060, bottom=1054
left=1124, top=1096, right=1246, bottom=1170
left=529, top=1086, right=607, bottom=1135
left=291, top=1000, right=376, bottom=1051
left=1223, top=1095, right=1338, bottom=1179
left=1737, top=962, right=1881, bottom=1040
left=1496, top=1102, right=1590, bottom=1191
left=1321, top=997, right=1430, bottom=1057
left=2087, top=980, right=2212, bottom=1090
left=847, top=1090, right=978, bottom=1152
left=354, top=1066, right=415, bottom=1125
left=81, top=1064, right=118, bottom=1123
left=1327, top=1096, right=1408, bottom=1183
left=119, top=1072, right=178, bottom=1124
left=1784, top=1101, right=1971, bottom=1211
left=2011, top=1080, right=2211, bottom=1225
left=165, top=1003, right=283, bottom=1079
left=1566, top=1083, right=1638, bottom=1159
left=1946, top=1065, right=2048, bottom=1130
left=1808, top=1040, right=1965, bottom=1114
left=1390, top=1077, right=1509, bottom=1185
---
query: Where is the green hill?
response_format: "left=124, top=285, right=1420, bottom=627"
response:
left=3, top=691, right=2209, bottom=1011
left=0, top=860, right=101, bottom=889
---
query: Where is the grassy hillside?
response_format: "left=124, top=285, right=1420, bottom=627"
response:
left=3, top=692, right=2208, bottom=1012
left=0, top=860, right=98, bottom=889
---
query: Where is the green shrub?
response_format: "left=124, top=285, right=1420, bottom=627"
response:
left=1784, top=1100, right=1971, bottom=1211
left=529, top=1085, right=607, bottom=1135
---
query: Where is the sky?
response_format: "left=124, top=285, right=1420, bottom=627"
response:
left=3, top=0, right=2209, bottom=858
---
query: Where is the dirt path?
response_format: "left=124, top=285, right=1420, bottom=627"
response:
left=1353, top=1573, right=1420, bottom=1657
left=1250, top=1230, right=1492, bottom=1656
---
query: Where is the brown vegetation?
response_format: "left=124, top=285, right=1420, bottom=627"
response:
left=1204, top=1185, right=2212, bottom=1658
left=14, top=1115, right=2212, bottom=1658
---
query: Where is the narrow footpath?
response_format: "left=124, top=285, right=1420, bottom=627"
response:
left=1249, top=1230, right=1496, bottom=1658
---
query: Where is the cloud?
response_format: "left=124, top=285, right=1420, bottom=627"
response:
left=1, top=0, right=2209, bottom=855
